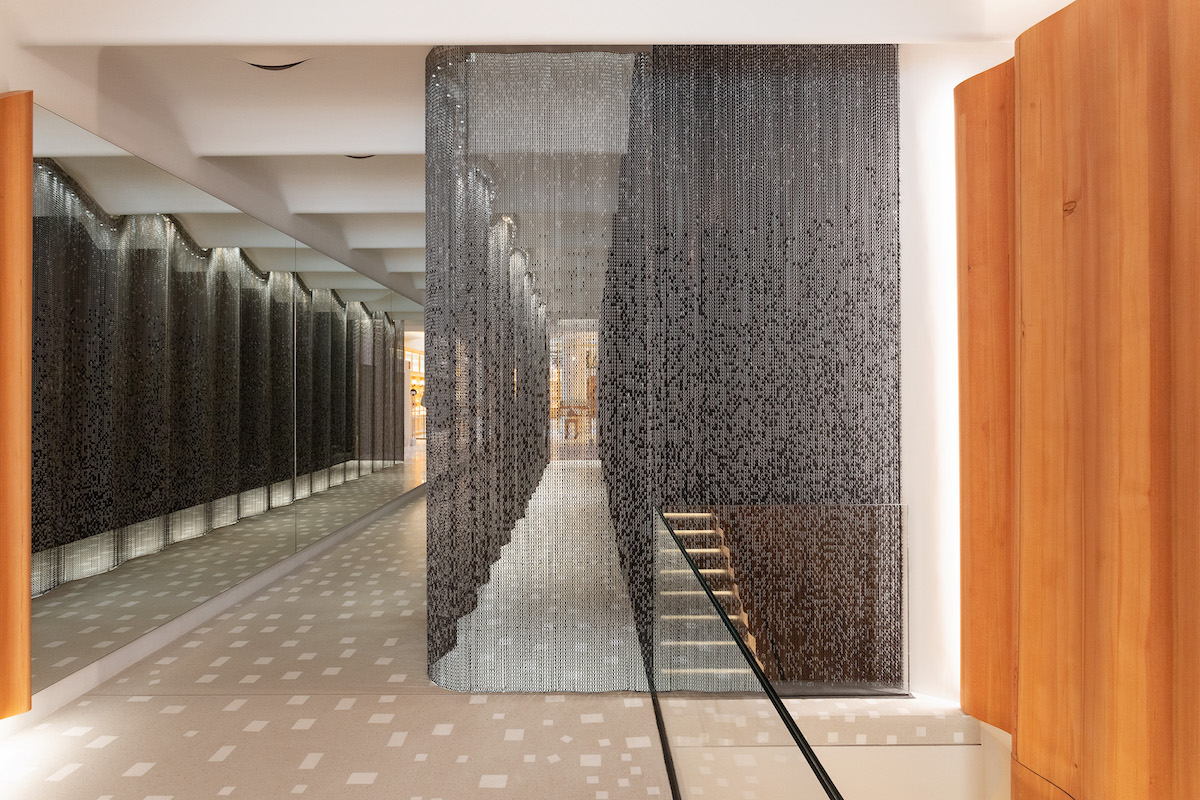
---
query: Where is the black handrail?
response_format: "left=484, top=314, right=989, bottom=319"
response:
left=656, top=509, right=845, bottom=800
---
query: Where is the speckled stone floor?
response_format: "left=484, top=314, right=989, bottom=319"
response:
left=31, top=459, right=426, bottom=693
left=12, top=441, right=979, bottom=800
left=4, top=493, right=672, bottom=800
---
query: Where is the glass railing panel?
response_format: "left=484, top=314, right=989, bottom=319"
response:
left=654, top=510, right=758, bottom=694
left=652, top=510, right=844, bottom=800
left=661, top=504, right=908, bottom=699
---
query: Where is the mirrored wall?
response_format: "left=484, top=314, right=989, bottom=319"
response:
left=29, top=107, right=423, bottom=693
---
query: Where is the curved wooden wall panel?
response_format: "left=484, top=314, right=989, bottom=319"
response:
left=954, top=59, right=1016, bottom=736
left=1073, top=1, right=1174, bottom=796
left=1168, top=1, right=1200, bottom=795
left=1013, top=759, right=1075, bottom=800
left=962, top=0, right=1197, bottom=797
left=1012, top=6, right=1085, bottom=794
left=0, top=89, right=33, bottom=720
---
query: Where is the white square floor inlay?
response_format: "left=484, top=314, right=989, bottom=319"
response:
left=3, top=494, right=671, bottom=800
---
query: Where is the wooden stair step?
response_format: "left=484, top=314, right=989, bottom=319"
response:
left=659, top=613, right=750, bottom=637
left=667, top=531, right=723, bottom=548
left=661, top=509, right=765, bottom=673
left=658, top=568, right=731, bottom=576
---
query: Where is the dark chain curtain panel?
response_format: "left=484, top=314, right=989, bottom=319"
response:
left=427, top=46, right=902, bottom=693
left=32, top=159, right=403, bottom=596
left=608, top=46, right=904, bottom=691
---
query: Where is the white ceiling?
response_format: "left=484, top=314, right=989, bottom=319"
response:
left=0, top=0, right=1068, bottom=45
left=32, top=106, right=420, bottom=316
left=1, top=0, right=1075, bottom=333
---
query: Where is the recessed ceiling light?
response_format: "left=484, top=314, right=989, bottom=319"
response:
left=244, top=59, right=309, bottom=71
left=345, top=155, right=377, bottom=159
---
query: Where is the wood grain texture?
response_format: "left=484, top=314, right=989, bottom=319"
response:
left=964, top=0, right=1196, bottom=795
left=1074, top=1, right=1174, bottom=796
left=1013, top=759, right=1076, bottom=800
left=955, top=59, right=1016, bottom=736
left=1012, top=6, right=1085, bottom=794
left=1168, top=0, right=1200, bottom=795
left=0, top=90, right=33, bottom=720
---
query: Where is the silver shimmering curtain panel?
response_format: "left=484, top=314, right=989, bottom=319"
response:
left=426, top=46, right=902, bottom=693
left=32, top=159, right=404, bottom=595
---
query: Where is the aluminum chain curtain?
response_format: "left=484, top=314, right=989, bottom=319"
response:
left=426, top=45, right=902, bottom=693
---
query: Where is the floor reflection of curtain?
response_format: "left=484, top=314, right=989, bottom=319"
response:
left=431, top=460, right=648, bottom=692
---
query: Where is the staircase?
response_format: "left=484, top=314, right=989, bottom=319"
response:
left=657, top=511, right=764, bottom=686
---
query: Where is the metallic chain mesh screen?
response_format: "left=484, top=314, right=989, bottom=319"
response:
left=31, top=159, right=404, bottom=595
left=426, top=46, right=901, bottom=693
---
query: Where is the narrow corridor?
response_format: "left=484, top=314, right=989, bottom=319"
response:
left=434, top=460, right=649, bottom=693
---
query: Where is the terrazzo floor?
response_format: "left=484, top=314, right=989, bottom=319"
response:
left=13, top=439, right=981, bottom=799
left=3, top=494, right=672, bottom=800
left=660, top=694, right=981, bottom=798
left=32, top=458, right=425, bottom=693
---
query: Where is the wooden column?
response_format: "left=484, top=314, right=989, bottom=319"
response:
left=954, top=59, right=1016, bottom=736
left=0, top=89, right=33, bottom=720
left=960, top=0, right=1198, bottom=796
left=1168, top=0, right=1200, bottom=795
left=1011, top=8, right=1087, bottom=795
left=1074, top=1, right=1174, bottom=795
left=1013, top=759, right=1075, bottom=800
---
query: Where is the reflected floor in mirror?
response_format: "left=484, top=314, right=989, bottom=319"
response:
left=5, top=494, right=670, bottom=800
left=31, top=457, right=426, bottom=693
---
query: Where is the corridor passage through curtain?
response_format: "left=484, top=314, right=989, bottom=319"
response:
left=426, top=46, right=901, bottom=693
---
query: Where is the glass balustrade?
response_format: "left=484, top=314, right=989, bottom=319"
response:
left=653, top=509, right=846, bottom=800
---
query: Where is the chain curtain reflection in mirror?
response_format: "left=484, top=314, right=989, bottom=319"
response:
left=426, top=46, right=901, bottom=693
left=32, top=159, right=404, bottom=596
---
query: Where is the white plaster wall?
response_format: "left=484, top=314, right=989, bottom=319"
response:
left=981, top=0, right=1074, bottom=38
left=897, top=42, right=1014, bottom=703
left=819, top=745, right=983, bottom=800
left=980, top=721, right=1014, bottom=800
